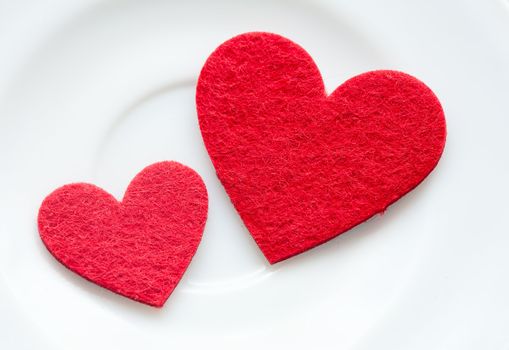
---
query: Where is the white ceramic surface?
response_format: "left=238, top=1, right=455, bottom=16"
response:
left=1, top=0, right=508, bottom=349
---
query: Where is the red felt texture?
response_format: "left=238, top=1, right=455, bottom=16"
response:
left=38, top=161, right=208, bottom=307
left=196, top=32, right=446, bottom=264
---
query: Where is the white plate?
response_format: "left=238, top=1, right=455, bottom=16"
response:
left=1, top=0, right=508, bottom=349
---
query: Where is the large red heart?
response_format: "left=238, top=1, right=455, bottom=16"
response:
left=196, top=32, right=446, bottom=264
left=38, top=161, right=208, bottom=307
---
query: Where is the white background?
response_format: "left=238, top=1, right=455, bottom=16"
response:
left=0, top=0, right=508, bottom=349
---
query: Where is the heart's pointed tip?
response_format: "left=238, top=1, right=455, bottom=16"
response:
left=150, top=301, right=166, bottom=309
left=265, top=251, right=293, bottom=265
left=267, top=257, right=280, bottom=265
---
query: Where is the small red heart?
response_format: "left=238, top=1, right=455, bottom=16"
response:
left=38, top=161, right=208, bottom=307
left=196, top=32, right=446, bottom=264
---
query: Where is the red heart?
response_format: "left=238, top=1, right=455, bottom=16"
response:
left=196, top=32, right=446, bottom=264
left=38, top=161, right=208, bottom=307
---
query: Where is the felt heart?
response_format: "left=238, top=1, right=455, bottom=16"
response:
left=38, top=161, right=208, bottom=307
left=196, top=32, right=446, bottom=264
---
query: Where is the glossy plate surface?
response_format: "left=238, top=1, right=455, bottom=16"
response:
left=0, top=1, right=508, bottom=349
